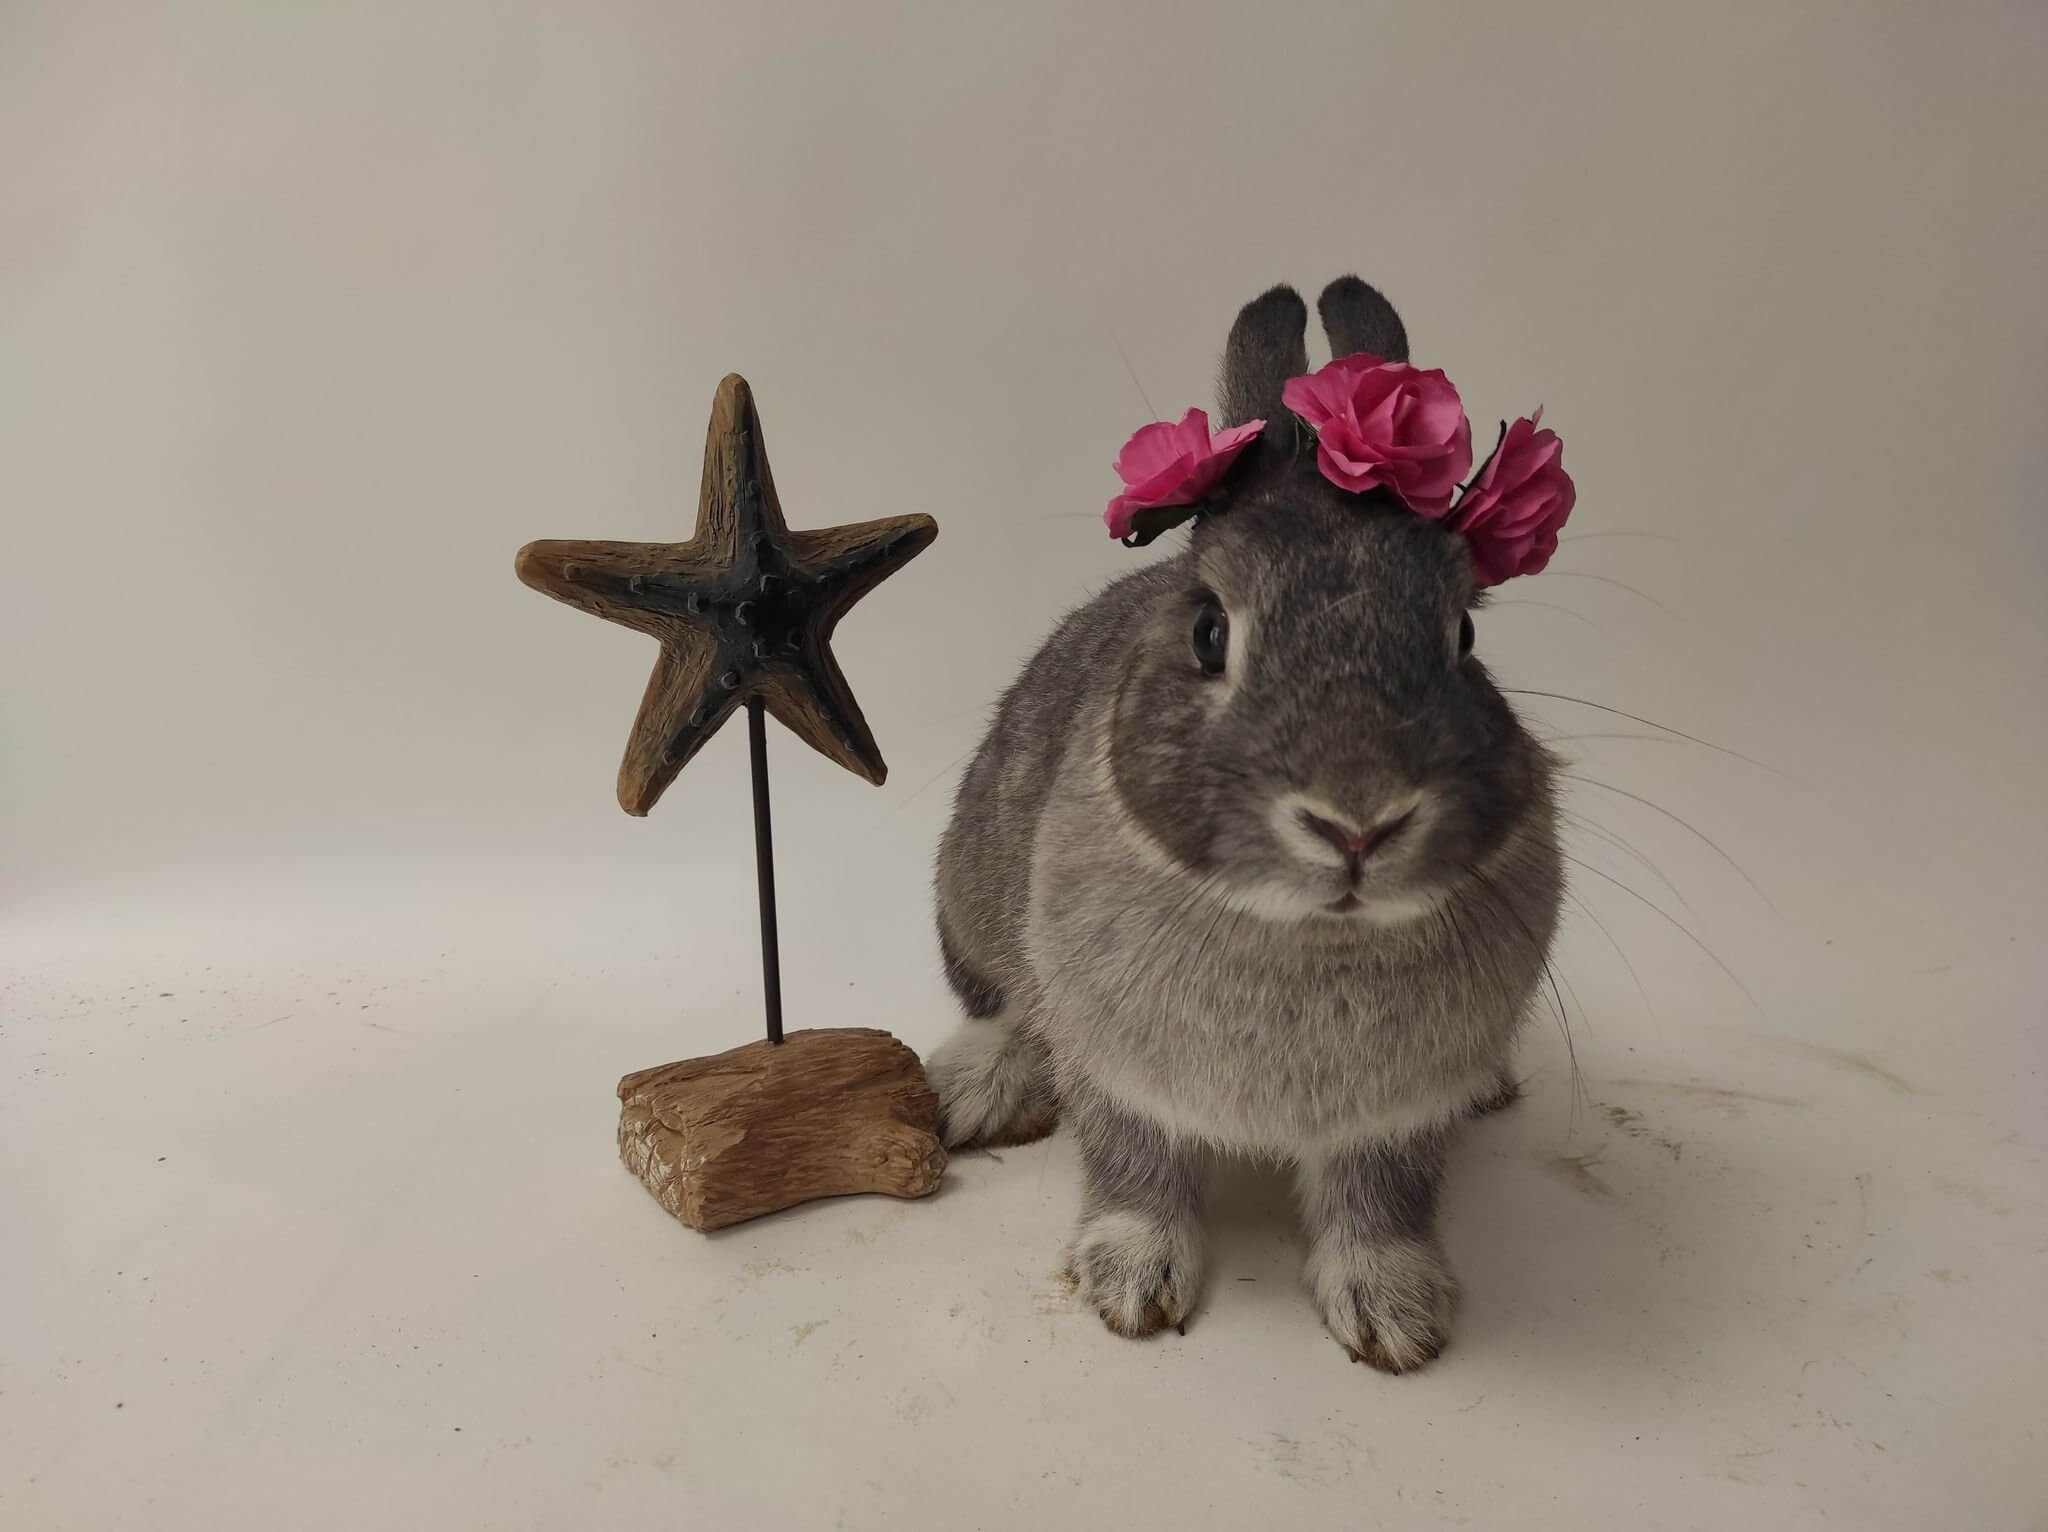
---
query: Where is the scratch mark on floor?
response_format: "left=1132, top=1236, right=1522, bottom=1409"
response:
left=1771, top=1040, right=1927, bottom=1097
left=1543, top=1152, right=1613, bottom=1199
left=1601, top=1104, right=1683, bottom=1160
left=1604, top=1077, right=1806, bottom=1113
left=1260, top=1433, right=1331, bottom=1487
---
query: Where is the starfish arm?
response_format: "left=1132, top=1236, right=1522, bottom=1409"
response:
left=515, top=539, right=695, bottom=641
left=518, top=537, right=757, bottom=641
left=786, top=514, right=939, bottom=640
left=757, top=646, right=889, bottom=785
left=693, top=375, right=790, bottom=571
left=617, top=628, right=742, bottom=816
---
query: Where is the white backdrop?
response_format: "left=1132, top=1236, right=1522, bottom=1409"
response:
left=5, top=4, right=2044, bottom=1529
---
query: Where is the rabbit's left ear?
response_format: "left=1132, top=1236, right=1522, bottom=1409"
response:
left=1216, top=285, right=1309, bottom=429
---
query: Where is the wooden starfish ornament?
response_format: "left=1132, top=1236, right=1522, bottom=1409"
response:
left=515, top=374, right=937, bottom=815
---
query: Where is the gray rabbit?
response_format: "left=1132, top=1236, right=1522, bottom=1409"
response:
left=928, top=278, right=1563, bottom=1371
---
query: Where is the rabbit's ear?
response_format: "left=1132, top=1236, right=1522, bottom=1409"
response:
left=1317, top=275, right=1409, bottom=364
left=1217, top=285, right=1309, bottom=428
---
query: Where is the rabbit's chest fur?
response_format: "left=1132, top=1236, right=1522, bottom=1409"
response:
left=1021, top=728, right=1554, bottom=1155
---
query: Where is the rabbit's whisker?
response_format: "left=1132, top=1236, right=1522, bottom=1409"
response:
left=1562, top=886, right=1655, bottom=1023
left=1104, top=319, right=1159, bottom=422
left=1535, top=570, right=1673, bottom=614
left=1559, top=852, right=1764, bottom=1018
left=1560, top=773, right=1779, bottom=915
left=1559, top=809, right=1697, bottom=917
left=1483, top=598, right=1605, bottom=633
left=899, top=744, right=984, bottom=810
left=1546, top=731, right=1705, bottom=749
left=1504, top=688, right=1774, bottom=772
left=1457, top=859, right=1585, bottom=1124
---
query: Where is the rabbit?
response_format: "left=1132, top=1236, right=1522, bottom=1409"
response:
left=927, top=277, right=1563, bottom=1372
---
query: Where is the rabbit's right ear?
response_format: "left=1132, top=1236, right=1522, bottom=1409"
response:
left=1217, top=285, right=1309, bottom=429
left=1317, top=275, right=1409, bottom=364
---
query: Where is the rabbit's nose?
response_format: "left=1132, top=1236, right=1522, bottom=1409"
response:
left=1298, top=807, right=1415, bottom=874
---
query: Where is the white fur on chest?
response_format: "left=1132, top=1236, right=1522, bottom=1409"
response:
left=1070, top=1017, right=1496, bottom=1155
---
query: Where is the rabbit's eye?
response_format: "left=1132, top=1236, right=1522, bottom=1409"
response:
left=1191, top=606, right=1229, bottom=676
left=1456, top=612, right=1475, bottom=662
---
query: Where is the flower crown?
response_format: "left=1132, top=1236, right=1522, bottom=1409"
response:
left=1103, top=353, right=1575, bottom=586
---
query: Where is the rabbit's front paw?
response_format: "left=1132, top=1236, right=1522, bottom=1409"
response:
left=1067, top=1209, right=1203, bottom=1339
left=1304, top=1235, right=1458, bottom=1373
left=926, top=1020, right=1058, bottom=1149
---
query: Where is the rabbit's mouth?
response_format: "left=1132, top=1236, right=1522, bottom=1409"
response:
left=1327, top=892, right=1364, bottom=914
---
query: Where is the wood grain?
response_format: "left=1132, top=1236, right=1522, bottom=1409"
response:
left=617, top=1028, right=947, bottom=1232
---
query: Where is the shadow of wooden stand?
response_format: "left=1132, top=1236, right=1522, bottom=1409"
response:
left=515, top=373, right=946, bottom=1232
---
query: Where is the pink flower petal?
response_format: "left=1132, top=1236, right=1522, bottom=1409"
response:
left=1283, top=353, right=1471, bottom=516
left=1113, top=413, right=1202, bottom=485
left=1450, top=411, right=1575, bottom=583
left=1209, top=419, right=1266, bottom=455
left=1102, top=410, right=1266, bottom=539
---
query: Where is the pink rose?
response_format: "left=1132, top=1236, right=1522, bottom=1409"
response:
left=1280, top=353, right=1473, bottom=515
left=1450, top=411, right=1576, bottom=585
left=1103, top=408, right=1265, bottom=540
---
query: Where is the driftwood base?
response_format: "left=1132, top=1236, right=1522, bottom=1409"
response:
left=617, top=1027, right=947, bottom=1232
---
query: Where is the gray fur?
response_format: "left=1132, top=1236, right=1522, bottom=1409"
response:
left=929, top=279, right=1562, bottom=1370
left=1318, top=274, right=1410, bottom=363
left=1215, top=285, right=1309, bottom=429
